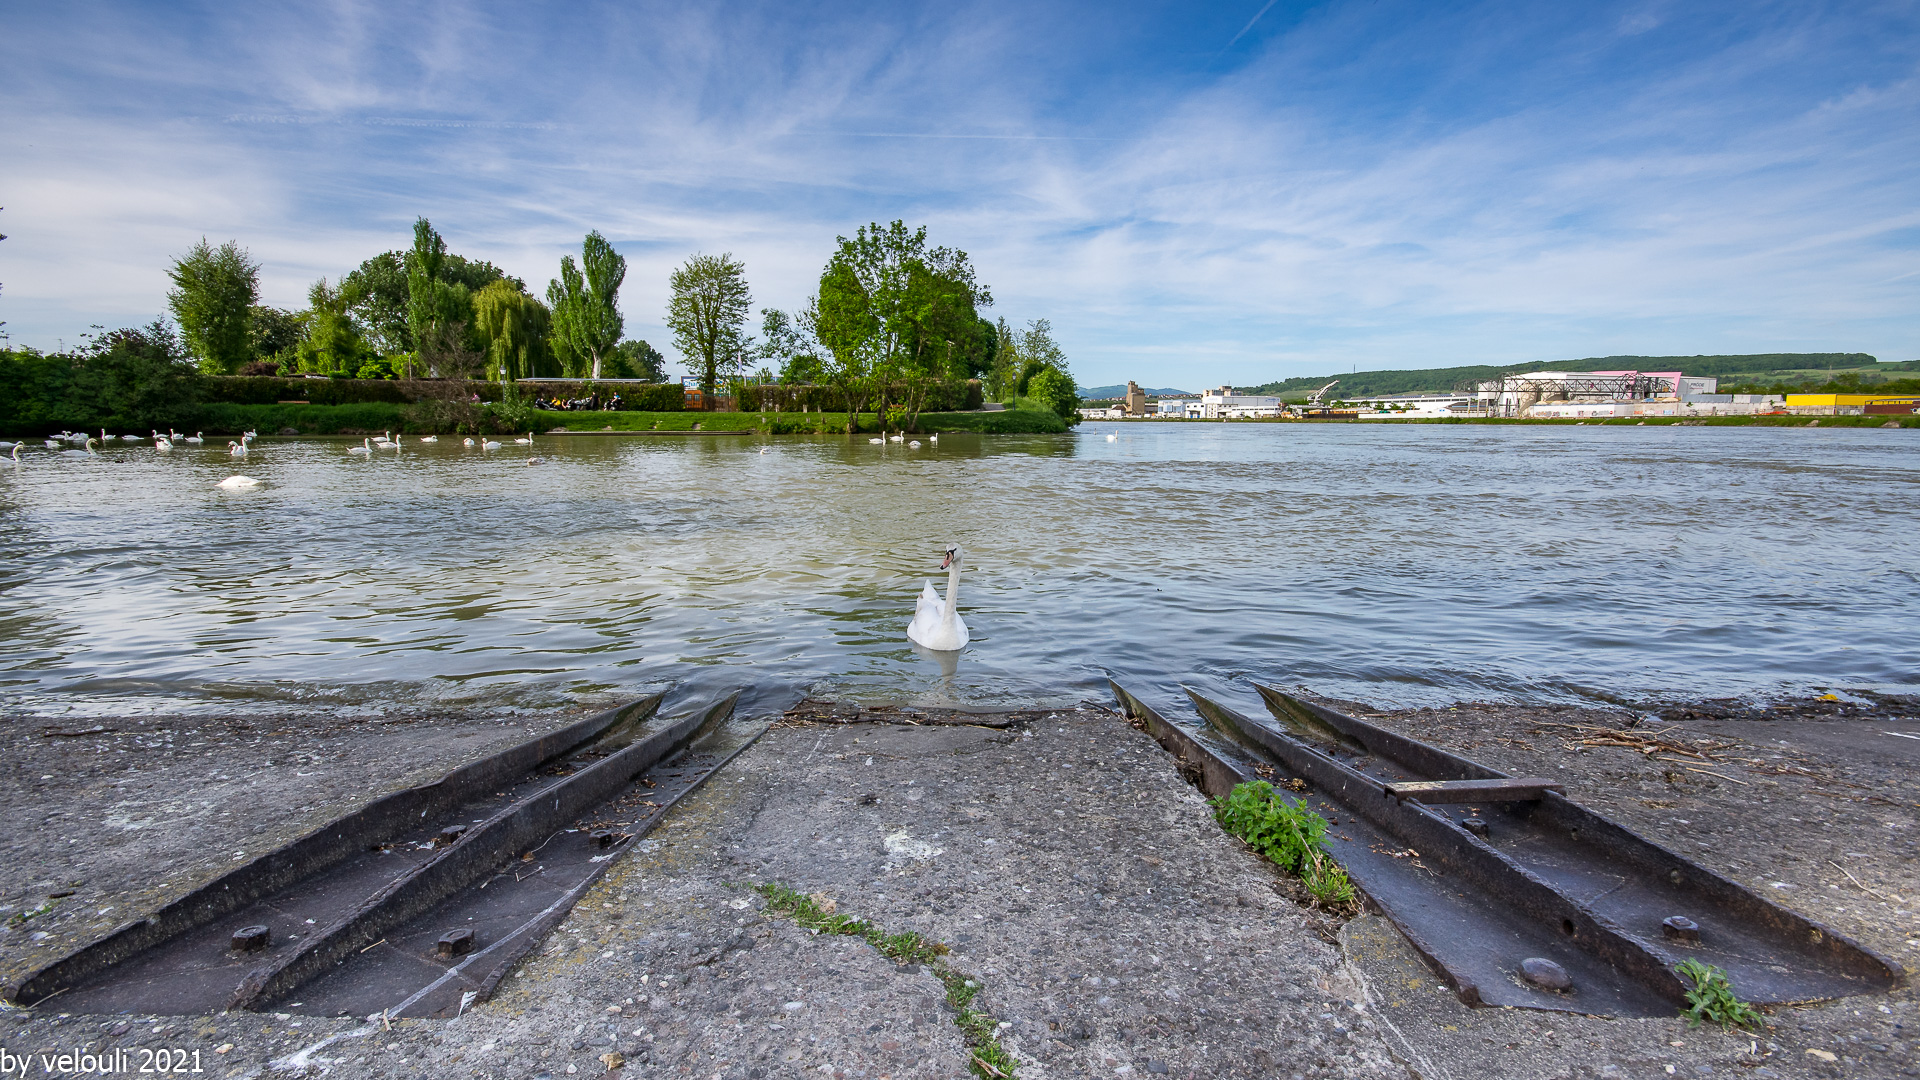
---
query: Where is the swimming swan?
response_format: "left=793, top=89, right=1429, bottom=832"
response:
left=347, top=438, right=372, bottom=455
left=419, top=435, right=438, bottom=443
left=906, top=544, right=969, bottom=652
left=217, top=475, right=260, bottom=489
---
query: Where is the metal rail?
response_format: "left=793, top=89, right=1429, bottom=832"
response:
left=14, top=691, right=761, bottom=1017
left=1111, top=680, right=1903, bottom=1015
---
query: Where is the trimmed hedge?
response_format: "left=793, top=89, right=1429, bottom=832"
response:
left=520, top=380, right=684, bottom=411
left=198, top=377, right=509, bottom=407
left=735, top=380, right=983, bottom=413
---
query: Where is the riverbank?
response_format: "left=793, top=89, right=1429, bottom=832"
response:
left=3, top=692, right=1911, bottom=1078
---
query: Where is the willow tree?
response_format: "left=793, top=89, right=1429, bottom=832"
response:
left=167, top=238, right=260, bottom=374
left=473, top=281, right=552, bottom=383
left=666, top=252, right=752, bottom=395
left=548, top=231, right=626, bottom=380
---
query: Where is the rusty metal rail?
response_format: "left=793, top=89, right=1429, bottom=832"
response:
left=1111, top=679, right=1904, bottom=1016
left=12, top=691, right=762, bottom=1017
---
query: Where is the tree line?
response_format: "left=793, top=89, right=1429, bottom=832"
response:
left=139, top=217, right=1080, bottom=430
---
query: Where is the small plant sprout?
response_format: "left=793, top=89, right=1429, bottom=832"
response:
left=1212, top=781, right=1357, bottom=912
left=1676, top=958, right=1764, bottom=1031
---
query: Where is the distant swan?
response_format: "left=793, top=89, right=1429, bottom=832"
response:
left=908, top=440, right=921, bottom=448
left=462, top=438, right=475, bottom=447
left=217, top=475, right=260, bottom=489
left=347, top=438, right=372, bottom=455
left=419, top=435, right=438, bottom=443
left=228, top=440, right=247, bottom=456
left=154, top=437, right=173, bottom=451
left=61, top=437, right=98, bottom=458
left=184, top=432, right=205, bottom=445
left=481, top=438, right=501, bottom=451
left=513, top=434, right=532, bottom=445
left=906, top=544, right=969, bottom=652
left=888, top=433, right=903, bottom=443
left=868, top=437, right=883, bottom=444
left=929, top=433, right=938, bottom=444
left=1106, top=433, right=1117, bottom=442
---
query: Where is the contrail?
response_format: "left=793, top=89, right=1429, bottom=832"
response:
left=1224, top=0, right=1281, bottom=50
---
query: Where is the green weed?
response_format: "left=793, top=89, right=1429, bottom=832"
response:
left=1676, top=958, right=1764, bottom=1031
left=1212, top=781, right=1358, bottom=913
left=754, top=883, right=1013, bottom=1079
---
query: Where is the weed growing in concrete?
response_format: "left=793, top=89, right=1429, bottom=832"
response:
left=1676, top=958, right=1764, bottom=1031
left=754, top=882, right=1016, bottom=1079
left=1212, top=780, right=1357, bottom=912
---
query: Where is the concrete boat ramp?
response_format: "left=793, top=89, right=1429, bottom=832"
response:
left=1, top=691, right=1912, bottom=1079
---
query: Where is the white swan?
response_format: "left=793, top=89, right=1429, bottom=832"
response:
left=888, top=433, right=904, bottom=443
left=60, top=437, right=97, bottom=458
left=868, top=437, right=884, bottom=444
left=909, top=440, right=921, bottom=448
left=1106, top=433, right=1117, bottom=442
left=347, top=438, right=372, bottom=455
left=906, top=544, right=969, bottom=652
left=462, top=437, right=475, bottom=447
left=10, top=444, right=21, bottom=463
left=513, top=434, right=532, bottom=445
left=185, top=432, right=205, bottom=445
left=154, top=437, right=173, bottom=451
left=481, top=438, right=501, bottom=451
left=217, top=475, right=260, bottom=489
left=419, top=435, right=438, bottom=443
left=929, top=433, right=938, bottom=444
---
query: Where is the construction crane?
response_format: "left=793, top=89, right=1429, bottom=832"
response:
left=1307, top=379, right=1339, bottom=406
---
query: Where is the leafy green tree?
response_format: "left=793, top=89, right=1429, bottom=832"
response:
left=403, top=218, right=478, bottom=379
left=759, top=308, right=824, bottom=384
left=1026, top=364, right=1080, bottom=422
left=346, top=242, right=516, bottom=357
left=292, top=278, right=374, bottom=375
left=249, top=305, right=303, bottom=366
left=472, top=280, right=554, bottom=382
left=167, top=238, right=260, bottom=374
left=813, top=221, right=990, bottom=428
left=989, top=316, right=1019, bottom=401
left=548, top=231, right=627, bottom=381
left=607, top=339, right=666, bottom=381
left=666, top=252, right=751, bottom=394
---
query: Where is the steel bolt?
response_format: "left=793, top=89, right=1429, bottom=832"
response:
left=1662, top=916, right=1701, bottom=944
left=1462, top=817, right=1489, bottom=837
left=435, top=825, right=469, bottom=848
left=1520, top=957, right=1572, bottom=992
left=437, top=928, right=476, bottom=958
left=590, top=829, right=615, bottom=849
left=231, top=925, right=271, bottom=953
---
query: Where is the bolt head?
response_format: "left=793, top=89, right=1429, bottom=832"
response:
left=1662, top=916, right=1701, bottom=943
left=1520, top=957, right=1573, bottom=992
left=231, top=925, right=271, bottom=953
left=436, top=928, right=476, bottom=957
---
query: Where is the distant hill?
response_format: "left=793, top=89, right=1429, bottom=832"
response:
left=1239, top=354, right=1899, bottom=399
left=1078, top=384, right=1195, bottom=400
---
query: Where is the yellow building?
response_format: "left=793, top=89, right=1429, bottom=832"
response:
left=1784, top=394, right=1876, bottom=415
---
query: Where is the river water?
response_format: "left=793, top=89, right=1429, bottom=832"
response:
left=1, top=423, right=1914, bottom=719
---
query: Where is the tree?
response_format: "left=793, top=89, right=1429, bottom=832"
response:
left=548, top=231, right=627, bottom=381
left=1027, top=364, right=1080, bottom=421
left=167, top=238, right=260, bottom=374
left=472, top=280, right=554, bottom=383
left=664, top=252, right=751, bottom=395
left=292, top=278, right=374, bottom=375
left=403, top=218, right=478, bottom=379
left=988, top=316, right=1019, bottom=401
left=343, top=248, right=514, bottom=355
left=608, top=339, right=666, bottom=381
left=812, top=221, right=990, bottom=429
left=250, top=305, right=304, bottom=367
left=759, top=308, right=824, bottom=384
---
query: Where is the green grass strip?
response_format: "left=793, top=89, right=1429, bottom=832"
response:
left=755, top=882, right=1018, bottom=1079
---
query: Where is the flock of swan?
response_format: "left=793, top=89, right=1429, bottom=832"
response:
left=7, top=428, right=976, bottom=654
left=867, top=431, right=937, bottom=449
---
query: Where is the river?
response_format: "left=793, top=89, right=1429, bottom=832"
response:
left=1, top=423, right=1914, bottom=719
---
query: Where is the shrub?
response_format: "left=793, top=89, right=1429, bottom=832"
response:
left=1025, top=366, right=1080, bottom=422
left=307, top=379, right=409, bottom=406
left=1677, top=959, right=1764, bottom=1031
left=1212, top=781, right=1357, bottom=911
left=519, top=380, right=682, bottom=411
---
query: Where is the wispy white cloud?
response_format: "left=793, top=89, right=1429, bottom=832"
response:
left=3, top=0, right=1915, bottom=383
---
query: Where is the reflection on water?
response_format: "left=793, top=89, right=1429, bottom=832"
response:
left=1, top=423, right=1915, bottom=718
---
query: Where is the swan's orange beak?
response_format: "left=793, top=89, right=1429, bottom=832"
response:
left=940, top=550, right=955, bottom=569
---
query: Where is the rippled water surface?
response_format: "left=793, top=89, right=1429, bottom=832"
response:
left=2, top=423, right=1915, bottom=718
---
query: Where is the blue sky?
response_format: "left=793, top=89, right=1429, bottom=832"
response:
left=3, top=0, right=1915, bottom=386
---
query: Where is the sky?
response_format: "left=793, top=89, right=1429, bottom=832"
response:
left=2, top=0, right=1916, bottom=388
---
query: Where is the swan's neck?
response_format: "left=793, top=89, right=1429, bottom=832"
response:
left=941, top=562, right=961, bottom=619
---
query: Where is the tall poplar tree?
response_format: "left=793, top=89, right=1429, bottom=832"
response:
left=548, top=231, right=627, bottom=380
left=166, top=238, right=260, bottom=374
